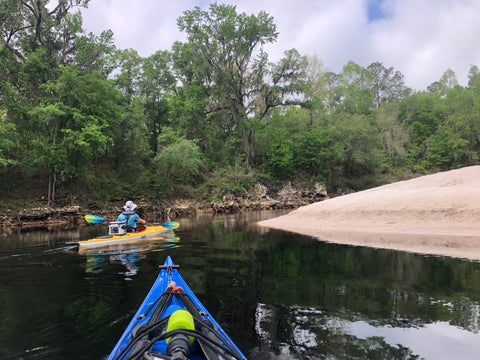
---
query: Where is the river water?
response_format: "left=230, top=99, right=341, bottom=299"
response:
left=1, top=210, right=480, bottom=360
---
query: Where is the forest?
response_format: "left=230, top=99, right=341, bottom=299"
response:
left=1, top=0, right=480, bottom=210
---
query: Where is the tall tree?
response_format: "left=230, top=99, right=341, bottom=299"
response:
left=376, top=103, right=409, bottom=166
left=139, top=50, right=176, bottom=154
left=427, top=68, right=458, bottom=97
left=467, top=65, right=480, bottom=91
left=1, top=0, right=90, bottom=66
left=74, top=29, right=117, bottom=75
left=113, top=49, right=143, bottom=96
left=337, top=61, right=373, bottom=115
left=173, top=3, right=301, bottom=168
left=367, top=62, right=410, bottom=107
left=298, top=55, right=329, bottom=124
left=28, top=65, right=122, bottom=205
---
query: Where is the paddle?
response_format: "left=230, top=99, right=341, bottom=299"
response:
left=85, top=215, right=179, bottom=229
left=84, top=214, right=112, bottom=224
left=148, top=221, right=180, bottom=230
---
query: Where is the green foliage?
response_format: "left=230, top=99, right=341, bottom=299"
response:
left=168, top=82, right=212, bottom=161
left=113, top=49, right=143, bottom=96
left=23, top=65, right=122, bottom=203
left=257, top=111, right=295, bottom=178
left=74, top=29, right=117, bottom=75
left=397, top=92, right=446, bottom=171
left=157, top=127, right=180, bottom=148
left=202, top=163, right=259, bottom=199
left=426, top=125, right=468, bottom=169
left=1, top=0, right=90, bottom=66
left=338, top=114, right=385, bottom=177
left=0, top=109, right=17, bottom=167
left=82, top=163, right=148, bottom=203
left=367, top=62, right=411, bottom=107
left=21, top=48, right=57, bottom=89
left=153, top=137, right=205, bottom=195
left=140, top=50, right=176, bottom=154
left=111, top=95, right=150, bottom=174
left=337, top=61, right=374, bottom=115
left=265, top=139, right=295, bottom=179
left=376, top=103, right=409, bottom=167
left=292, top=125, right=344, bottom=181
left=428, top=68, right=459, bottom=97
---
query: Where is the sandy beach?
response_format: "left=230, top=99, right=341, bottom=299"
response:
left=258, top=166, right=480, bottom=261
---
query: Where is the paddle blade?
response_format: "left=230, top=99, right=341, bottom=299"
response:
left=162, top=221, right=179, bottom=230
left=85, top=215, right=107, bottom=224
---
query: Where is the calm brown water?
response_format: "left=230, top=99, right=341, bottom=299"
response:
left=1, top=210, right=480, bottom=359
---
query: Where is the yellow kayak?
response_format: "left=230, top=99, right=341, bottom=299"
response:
left=78, top=225, right=173, bottom=248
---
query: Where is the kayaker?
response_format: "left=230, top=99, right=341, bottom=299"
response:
left=117, top=200, right=146, bottom=232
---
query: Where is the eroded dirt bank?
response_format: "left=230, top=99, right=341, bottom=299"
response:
left=258, top=166, right=480, bottom=261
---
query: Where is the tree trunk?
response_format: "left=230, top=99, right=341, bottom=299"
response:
left=47, top=169, right=53, bottom=206
left=235, top=110, right=253, bottom=169
left=242, top=126, right=252, bottom=169
left=47, top=169, right=57, bottom=206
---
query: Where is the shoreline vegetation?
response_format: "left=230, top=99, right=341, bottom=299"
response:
left=258, top=166, right=480, bottom=261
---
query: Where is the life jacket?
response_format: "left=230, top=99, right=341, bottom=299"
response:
left=121, top=210, right=136, bottom=232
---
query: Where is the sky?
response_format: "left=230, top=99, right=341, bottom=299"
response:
left=80, top=0, right=480, bottom=91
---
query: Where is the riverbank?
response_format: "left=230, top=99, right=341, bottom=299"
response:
left=1, top=182, right=327, bottom=229
left=258, top=166, right=480, bottom=261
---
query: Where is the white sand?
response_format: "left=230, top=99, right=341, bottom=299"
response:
left=258, top=166, right=480, bottom=261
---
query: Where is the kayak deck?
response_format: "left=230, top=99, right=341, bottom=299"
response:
left=107, top=256, right=247, bottom=360
left=78, top=225, right=173, bottom=248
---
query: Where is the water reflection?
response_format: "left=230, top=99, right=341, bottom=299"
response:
left=0, top=227, right=81, bottom=249
left=253, top=301, right=480, bottom=360
left=78, top=236, right=181, bottom=278
left=85, top=255, right=107, bottom=274
left=349, top=319, right=480, bottom=360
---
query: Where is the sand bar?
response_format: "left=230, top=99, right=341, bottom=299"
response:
left=258, top=166, right=480, bottom=261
